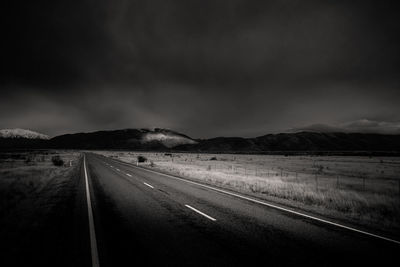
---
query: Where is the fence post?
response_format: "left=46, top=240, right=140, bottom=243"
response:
left=315, top=173, right=318, bottom=191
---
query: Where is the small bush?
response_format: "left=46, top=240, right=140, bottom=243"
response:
left=51, top=155, right=64, bottom=166
left=210, top=157, right=217, bottom=161
left=25, top=156, right=32, bottom=164
left=137, top=155, right=147, bottom=163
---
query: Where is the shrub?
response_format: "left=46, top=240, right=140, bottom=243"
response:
left=137, top=155, right=147, bottom=163
left=25, top=156, right=32, bottom=164
left=210, top=157, right=217, bottom=161
left=51, top=155, right=64, bottom=166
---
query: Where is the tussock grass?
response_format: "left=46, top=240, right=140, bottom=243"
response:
left=0, top=150, right=81, bottom=265
left=0, top=151, right=80, bottom=218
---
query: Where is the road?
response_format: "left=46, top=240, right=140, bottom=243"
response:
left=82, top=153, right=398, bottom=266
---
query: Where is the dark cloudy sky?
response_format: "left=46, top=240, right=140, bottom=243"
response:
left=1, top=0, right=399, bottom=137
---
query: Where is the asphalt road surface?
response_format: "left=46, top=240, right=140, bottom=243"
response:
left=83, top=153, right=398, bottom=266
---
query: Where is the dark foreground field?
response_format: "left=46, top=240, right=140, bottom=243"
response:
left=0, top=151, right=399, bottom=266
left=0, top=151, right=90, bottom=267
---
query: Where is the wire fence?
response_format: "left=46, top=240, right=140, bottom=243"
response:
left=204, top=163, right=400, bottom=196
left=110, top=152, right=400, bottom=197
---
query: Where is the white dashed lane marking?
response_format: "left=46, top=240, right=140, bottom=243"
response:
left=185, top=204, right=216, bottom=222
left=143, top=182, right=154, bottom=189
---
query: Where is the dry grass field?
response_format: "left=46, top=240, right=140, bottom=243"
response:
left=0, top=150, right=80, bottom=232
left=97, top=151, right=400, bottom=233
left=0, top=150, right=84, bottom=266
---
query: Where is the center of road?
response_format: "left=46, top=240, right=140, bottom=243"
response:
left=100, top=159, right=219, bottom=223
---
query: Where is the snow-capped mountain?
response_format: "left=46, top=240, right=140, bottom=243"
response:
left=0, top=128, right=49, bottom=139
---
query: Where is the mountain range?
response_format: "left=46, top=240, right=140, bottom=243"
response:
left=1, top=128, right=400, bottom=154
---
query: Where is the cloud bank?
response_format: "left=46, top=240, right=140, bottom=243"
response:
left=291, top=119, right=400, bottom=135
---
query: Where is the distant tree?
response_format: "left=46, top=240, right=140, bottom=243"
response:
left=51, top=155, right=64, bottom=166
left=137, top=155, right=147, bottom=163
left=25, top=155, right=32, bottom=164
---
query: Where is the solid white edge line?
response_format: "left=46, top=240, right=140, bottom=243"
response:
left=143, top=182, right=154, bottom=189
left=185, top=204, right=216, bottom=221
left=108, top=157, right=400, bottom=245
left=84, top=154, right=100, bottom=267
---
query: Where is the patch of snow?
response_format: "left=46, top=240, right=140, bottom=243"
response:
left=0, top=128, right=49, bottom=139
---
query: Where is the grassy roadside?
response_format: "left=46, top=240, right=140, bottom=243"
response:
left=0, top=151, right=79, bottom=217
left=0, top=150, right=82, bottom=266
left=97, top=151, right=400, bottom=237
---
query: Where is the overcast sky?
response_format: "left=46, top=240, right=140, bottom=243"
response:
left=1, top=0, right=399, bottom=137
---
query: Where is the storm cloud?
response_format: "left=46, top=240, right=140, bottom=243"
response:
left=1, top=0, right=399, bottom=137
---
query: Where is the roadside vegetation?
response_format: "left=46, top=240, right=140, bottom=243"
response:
left=98, top=151, right=400, bottom=234
left=51, top=155, right=64, bottom=166
left=0, top=150, right=81, bottom=264
left=0, top=150, right=80, bottom=218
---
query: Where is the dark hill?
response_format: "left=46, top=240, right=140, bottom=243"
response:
left=175, top=132, right=400, bottom=153
left=49, top=128, right=196, bottom=150
left=0, top=138, right=49, bottom=149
